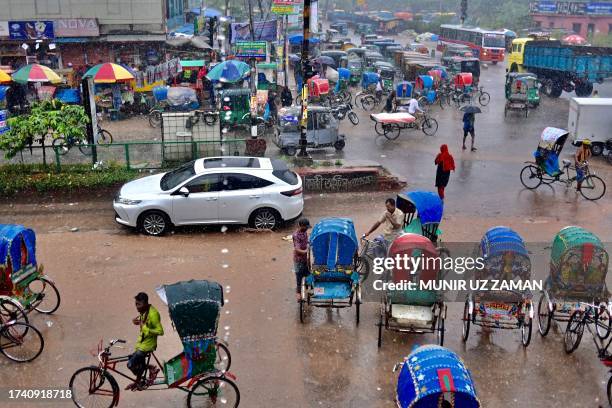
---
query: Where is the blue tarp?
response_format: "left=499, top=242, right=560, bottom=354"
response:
left=310, top=218, right=358, bottom=270
left=361, top=71, right=380, bottom=88
left=398, top=345, right=480, bottom=408
left=417, top=75, right=434, bottom=89
left=289, top=34, right=321, bottom=45
left=0, top=224, right=37, bottom=277
left=338, top=68, right=350, bottom=81
left=0, top=86, right=9, bottom=101
left=400, top=191, right=444, bottom=225
left=396, top=81, right=413, bottom=98
left=480, top=226, right=528, bottom=258
left=55, top=89, right=80, bottom=104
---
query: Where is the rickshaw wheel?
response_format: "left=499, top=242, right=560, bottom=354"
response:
left=462, top=299, right=471, bottom=342
left=361, top=96, right=375, bottom=111
left=383, top=124, right=400, bottom=140
left=0, top=322, right=44, bottom=363
left=537, top=294, right=552, bottom=337
left=579, top=175, right=606, bottom=201
left=348, top=111, right=359, bottom=125
left=374, top=122, right=384, bottom=136
left=69, top=366, right=119, bottom=408
left=0, top=298, right=28, bottom=326
left=525, top=108, right=529, bottom=118
left=436, top=311, right=445, bottom=346
left=29, top=276, right=61, bottom=314
left=607, top=151, right=612, bottom=165
left=607, top=375, right=612, bottom=406
left=187, top=376, right=240, bottom=408
left=595, top=304, right=612, bottom=340
left=519, top=165, right=543, bottom=190
left=564, top=310, right=585, bottom=354
left=521, top=315, right=532, bottom=347
left=504, top=105, right=508, bottom=117
left=334, top=140, right=346, bottom=151
left=215, top=342, right=232, bottom=373
left=421, top=118, right=438, bottom=136
left=377, top=308, right=383, bottom=348
left=478, top=92, right=491, bottom=106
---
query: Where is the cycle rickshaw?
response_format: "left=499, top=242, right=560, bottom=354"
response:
left=394, top=345, right=481, bottom=408
left=520, top=127, right=606, bottom=200
left=370, top=110, right=439, bottom=139
left=535, top=227, right=610, bottom=347
left=299, top=218, right=362, bottom=324
left=415, top=74, right=439, bottom=107
left=462, top=227, right=534, bottom=347
left=355, top=71, right=382, bottom=110
left=396, top=190, right=444, bottom=243
left=69, top=279, right=239, bottom=408
left=377, top=233, right=447, bottom=347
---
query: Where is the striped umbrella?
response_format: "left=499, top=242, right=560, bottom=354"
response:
left=0, top=69, right=11, bottom=84
left=83, top=63, right=135, bottom=83
left=563, top=34, right=587, bottom=45
left=12, top=64, right=62, bottom=84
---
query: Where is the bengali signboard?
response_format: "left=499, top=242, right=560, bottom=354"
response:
left=54, top=18, right=99, bottom=37
left=8, top=21, right=54, bottom=40
left=0, top=22, right=9, bottom=37
left=272, top=4, right=300, bottom=14
left=530, top=1, right=612, bottom=15
left=235, top=41, right=267, bottom=58
left=230, top=20, right=278, bottom=43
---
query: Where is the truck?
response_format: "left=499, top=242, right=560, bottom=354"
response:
left=507, top=38, right=612, bottom=98
left=567, top=97, right=612, bottom=157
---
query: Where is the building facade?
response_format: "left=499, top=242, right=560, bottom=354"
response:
left=530, top=1, right=612, bottom=38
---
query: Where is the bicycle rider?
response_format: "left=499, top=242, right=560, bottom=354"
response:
left=575, top=139, right=592, bottom=192
left=407, top=97, right=424, bottom=129
left=364, top=198, right=405, bottom=258
left=126, top=292, right=164, bottom=391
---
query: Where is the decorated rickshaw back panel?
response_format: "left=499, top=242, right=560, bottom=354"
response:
left=0, top=224, right=38, bottom=294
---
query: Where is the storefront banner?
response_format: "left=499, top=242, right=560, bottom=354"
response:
left=55, top=18, right=99, bottom=37
left=272, top=4, right=300, bottom=14
left=235, top=41, right=267, bottom=58
left=0, top=22, right=9, bottom=37
left=231, top=20, right=278, bottom=43
left=0, top=110, right=9, bottom=135
left=9, top=21, right=54, bottom=40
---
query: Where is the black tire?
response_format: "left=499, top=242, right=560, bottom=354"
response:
left=249, top=208, right=281, bottom=230
left=520, top=165, right=543, bottom=190
left=28, top=276, right=61, bottom=314
left=521, top=315, right=533, bottom=347
left=148, top=110, right=162, bottom=127
left=97, top=129, right=113, bottom=145
left=591, top=143, right=604, bottom=157
left=299, top=299, right=305, bottom=323
left=478, top=92, right=490, bottom=106
left=564, top=310, right=584, bottom=354
left=356, top=256, right=370, bottom=282
left=187, top=376, right=240, bottom=408
left=595, top=305, right=612, bottom=340
left=383, top=124, right=400, bottom=140
left=215, top=341, right=232, bottom=373
left=421, top=117, right=438, bottom=136
left=579, top=175, right=606, bottom=201
left=374, top=122, right=384, bottom=136
left=334, top=139, right=346, bottom=151
left=69, top=366, right=119, bottom=408
left=377, top=309, right=383, bottom=348
left=549, top=83, right=563, bottom=98
left=0, top=322, right=44, bottom=363
left=462, top=299, right=471, bottom=342
left=608, top=375, right=612, bottom=407
left=284, top=146, right=297, bottom=156
left=355, top=298, right=360, bottom=325
left=361, top=96, right=375, bottom=111
left=437, top=312, right=445, bottom=346
left=537, top=294, right=552, bottom=337
left=0, top=298, right=28, bottom=325
left=348, top=111, right=359, bottom=125
left=138, top=211, right=170, bottom=236
left=607, top=151, right=612, bottom=165
left=52, top=137, right=70, bottom=156
left=204, top=113, right=218, bottom=126
left=77, top=140, right=93, bottom=156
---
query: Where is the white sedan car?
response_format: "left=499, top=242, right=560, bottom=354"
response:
left=114, top=157, right=303, bottom=236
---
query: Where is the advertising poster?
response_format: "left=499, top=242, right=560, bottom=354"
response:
left=8, top=21, right=54, bottom=40
left=235, top=41, right=267, bottom=58
left=231, top=20, right=278, bottom=43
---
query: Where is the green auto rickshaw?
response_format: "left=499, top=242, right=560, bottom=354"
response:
left=505, top=72, right=540, bottom=108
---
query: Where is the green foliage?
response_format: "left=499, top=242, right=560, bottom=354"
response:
left=0, top=163, right=138, bottom=196
left=591, top=34, right=612, bottom=47
left=0, top=100, right=89, bottom=159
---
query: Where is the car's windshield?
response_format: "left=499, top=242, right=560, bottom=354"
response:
left=160, top=161, right=196, bottom=191
left=483, top=34, right=505, bottom=48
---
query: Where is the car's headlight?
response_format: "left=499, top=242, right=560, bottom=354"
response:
left=114, top=197, right=142, bottom=205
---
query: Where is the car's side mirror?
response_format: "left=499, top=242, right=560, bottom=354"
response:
left=179, top=187, right=190, bottom=197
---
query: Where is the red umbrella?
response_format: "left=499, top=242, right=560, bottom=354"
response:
left=563, top=34, right=587, bottom=45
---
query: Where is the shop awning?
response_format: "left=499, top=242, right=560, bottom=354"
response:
left=102, top=35, right=167, bottom=42
left=181, top=60, right=205, bottom=68
left=54, top=37, right=90, bottom=43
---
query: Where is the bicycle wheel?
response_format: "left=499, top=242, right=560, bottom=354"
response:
left=97, top=129, right=113, bottom=145
left=0, top=322, right=44, bottom=362
left=77, top=140, right=93, bottom=156
left=348, top=111, right=359, bottom=125
left=462, top=298, right=471, bottom=342
left=520, top=165, right=543, bottom=190
left=374, top=122, right=385, bottom=136
left=564, top=310, right=584, bottom=354
left=421, top=117, right=438, bottom=136
left=69, top=366, right=119, bottom=408
left=148, top=110, right=162, bottom=127
left=521, top=315, right=533, bottom=347
left=478, top=92, right=491, bottom=106
left=383, top=124, right=400, bottom=140
left=355, top=256, right=370, bottom=282
left=579, top=175, right=606, bottom=201
left=608, top=375, right=612, bottom=407
left=537, top=294, right=552, bottom=337
left=0, top=298, right=28, bottom=325
left=361, top=96, right=376, bottom=111
left=28, top=276, right=61, bottom=314
left=52, top=137, right=70, bottom=156
left=596, top=305, right=611, bottom=340
left=187, top=376, right=240, bottom=408
left=215, top=341, right=232, bottom=373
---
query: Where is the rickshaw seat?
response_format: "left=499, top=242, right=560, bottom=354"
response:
left=562, top=159, right=571, bottom=167
left=312, top=281, right=352, bottom=299
left=391, top=304, right=434, bottom=324
left=389, top=289, right=438, bottom=306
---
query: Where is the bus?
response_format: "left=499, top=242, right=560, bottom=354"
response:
left=438, top=24, right=506, bottom=64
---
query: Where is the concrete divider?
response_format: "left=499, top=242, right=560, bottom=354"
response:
left=294, top=164, right=406, bottom=193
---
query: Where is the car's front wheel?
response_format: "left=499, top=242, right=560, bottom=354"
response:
left=249, top=208, right=281, bottom=230
left=139, top=211, right=170, bottom=236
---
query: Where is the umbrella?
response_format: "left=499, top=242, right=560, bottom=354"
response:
left=288, top=34, right=321, bottom=45
left=83, top=63, right=135, bottom=83
left=288, top=54, right=301, bottom=62
left=313, top=56, right=335, bottom=66
left=12, top=64, right=62, bottom=84
left=459, top=105, right=482, bottom=114
left=206, top=60, right=251, bottom=83
left=0, top=69, right=11, bottom=84
left=563, top=34, right=587, bottom=45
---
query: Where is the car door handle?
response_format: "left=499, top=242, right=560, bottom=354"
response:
left=249, top=195, right=261, bottom=199
left=206, top=197, right=218, bottom=201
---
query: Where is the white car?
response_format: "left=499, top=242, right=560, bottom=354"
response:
left=114, top=157, right=303, bottom=236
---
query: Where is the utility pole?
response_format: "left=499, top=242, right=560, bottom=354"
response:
left=298, top=0, right=311, bottom=158
left=460, top=0, right=467, bottom=24
left=247, top=0, right=259, bottom=138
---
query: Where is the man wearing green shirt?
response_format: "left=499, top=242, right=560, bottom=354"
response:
left=126, top=292, right=164, bottom=390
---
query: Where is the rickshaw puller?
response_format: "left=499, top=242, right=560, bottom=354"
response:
left=364, top=198, right=405, bottom=258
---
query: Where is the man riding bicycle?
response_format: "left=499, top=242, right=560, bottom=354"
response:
left=364, top=198, right=405, bottom=258
left=575, top=139, right=592, bottom=192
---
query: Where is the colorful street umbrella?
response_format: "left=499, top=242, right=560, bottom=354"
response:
left=206, top=60, right=251, bottom=83
left=12, top=64, right=61, bottom=84
left=563, top=34, right=587, bottom=45
left=0, top=70, right=11, bottom=84
left=83, top=63, right=135, bottom=83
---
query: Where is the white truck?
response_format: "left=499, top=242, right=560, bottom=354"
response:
left=568, top=97, right=612, bottom=156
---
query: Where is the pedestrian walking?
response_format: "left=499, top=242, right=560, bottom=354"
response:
left=293, top=218, right=311, bottom=301
left=384, top=90, right=397, bottom=113
left=434, top=144, right=455, bottom=200
left=281, top=86, right=293, bottom=107
left=462, top=112, right=476, bottom=151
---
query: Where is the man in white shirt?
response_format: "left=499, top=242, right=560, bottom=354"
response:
left=365, top=198, right=405, bottom=257
left=407, top=97, right=424, bottom=129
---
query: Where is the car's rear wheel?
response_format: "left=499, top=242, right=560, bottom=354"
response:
left=249, top=208, right=281, bottom=230
left=139, top=211, right=170, bottom=236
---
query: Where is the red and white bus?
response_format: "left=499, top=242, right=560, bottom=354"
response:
left=437, top=24, right=506, bottom=64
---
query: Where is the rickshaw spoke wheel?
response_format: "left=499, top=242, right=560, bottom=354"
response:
left=355, top=256, right=370, bottom=282
left=374, top=122, right=384, bottom=136
left=28, top=277, right=61, bottom=314
left=462, top=299, right=471, bottom=342
left=215, top=342, right=232, bottom=372
left=0, top=322, right=44, bottom=363
left=421, top=118, right=438, bottom=136
left=0, top=299, right=28, bottom=326
left=520, top=165, right=543, bottom=190
left=607, top=375, right=612, bottom=406
left=564, top=310, right=584, bottom=354
left=383, top=124, right=400, bottom=140
left=537, top=294, right=552, bottom=337
left=187, top=376, right=240, bottom=408
left=478, top=92, right=490, bottom=106
left=52, top=137, right=70, bottom=156
left=595, top=305, right=612, bottom=340
left=69, top=366, right=118, bottom=408
left=521, top=314, right=533, bottom=347
left=579, top=175, right=606, bottom=201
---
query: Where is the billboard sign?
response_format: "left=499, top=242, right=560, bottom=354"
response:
left=235, top=41, right=267, bottom=58
left=231, top=20, right=278, bottom=43
left=55, top=18, right=99, bottom=37
left=9, top=21, right=54, bottom=40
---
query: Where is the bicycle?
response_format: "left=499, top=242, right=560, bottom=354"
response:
left=355, top=90, right=383, bottom=111
left=52, top=124, right=113, bottom=156
left=373, top=111, right=439, bottom=139
left=0, top=304, right=44, bottom=363
left=69, top=338, right=237, bottom=408
left=520, top=160, right=606, bottom=200
left=356, top=236, right=389, bottom=282
left=474, top=86, right=491, bottom=106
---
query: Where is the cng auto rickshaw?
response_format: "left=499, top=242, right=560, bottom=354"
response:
left=364, top=51, right=385, bottom=69
left=274, top=105, right=345, bottom=156
left=447, top=57, right=481, bottom=85
left=505, top=72, right=540, bottom=108
left=347, top=58, right=363, bottom=86
left=330, top=22, right=348, bottom=35
left=372, top=61, right=396, bottom=92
